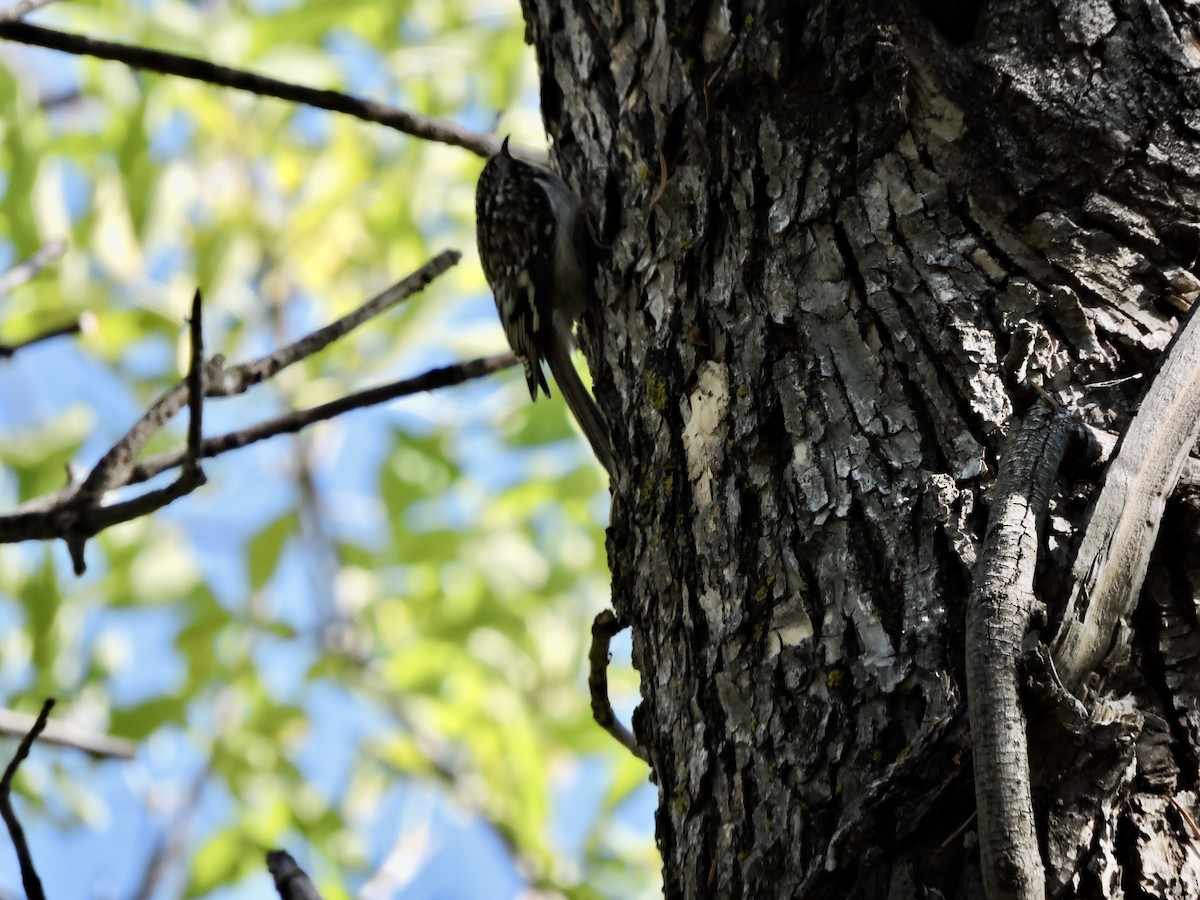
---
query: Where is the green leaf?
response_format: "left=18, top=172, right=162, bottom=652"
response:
left=21, top=550, right=63, bottom=680
left=188, top=827, right=254, bottom=897
left=505, top=396, right=575, bottom=447
left=247, top=511, right=299, bottom=590
left=110, top=695, right=186, bottom=740
left=0, top=408, right=93, bottom=502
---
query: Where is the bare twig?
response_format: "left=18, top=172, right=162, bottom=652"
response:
left=588, top=610, right=648, bottom=763
left=62, top=292, right=209, bottom=573
left=1171, top=795, right=1200, bottom=843
left=38, top=86, right=81, bottom=109
left=1052, top=300, right=1200, bottom=690
left=0, top=698, right=54, bottom=900
left=355, top=664, right=536, bottom=870
left=0, top=243, right=86, bottom=360
left=3, top=255, right=461, bottom=524
left=183, top=289, right=204, bottom=475
left=0, top=463, right=205, bottom=547
left=0, top=707, right=134, bottom=760
left=123, top=353, right=517, bottom=485
left=1083, top=373, right=1143, bottom=390
left=0, top=318, right=85, bottom=359
left=267, top=850, right=324, bottom=900
left=221, top=249, right=461, bottom=393
left=63, top=440, right=207, bottom=574
left=0, top=239, right=66, bottom=295
left=0, top=22, right=500, bottom=158
left=71, top=290, right=205, bottom=500
left=0, top=254, right=509, bottom=567
left=0, top=0, right=56, bottom=23
left=967, top=401, right=1070, bottom=900
left=67, top=250, right=461, bottom=486
left=261, top=280, right=340, bottom=629
left=938, top=811, right=978, bottom=853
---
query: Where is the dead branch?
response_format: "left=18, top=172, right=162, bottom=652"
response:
left=183, top=289, right=204, bottom=476
left=218, top=249, right=461, bottom=393
left=1052, top=301, right=1200, bottom=691
left=0, top=22, right=500, bottom=158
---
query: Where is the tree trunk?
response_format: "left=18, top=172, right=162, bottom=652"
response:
left=522, top=1, right=1200, bottom=897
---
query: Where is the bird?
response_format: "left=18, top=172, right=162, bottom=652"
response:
left=475, top=137, right=615, bottom=475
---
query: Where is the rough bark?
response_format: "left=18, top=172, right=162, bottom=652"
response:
left=519, top=1, right=1200, bottom=897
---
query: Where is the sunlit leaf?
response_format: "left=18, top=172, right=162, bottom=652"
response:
left=247, top=511, right=299, bottom=590
left=188, top=827, right=252, bottom=897
left=110, top=695, right=186, bottom=739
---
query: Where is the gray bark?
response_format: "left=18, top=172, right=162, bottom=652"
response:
left=520, top=0, right=1200, bottom=897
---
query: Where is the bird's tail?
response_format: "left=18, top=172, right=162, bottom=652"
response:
left=545, top=337, right=615, bottom=476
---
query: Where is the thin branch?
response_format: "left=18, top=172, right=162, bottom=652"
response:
left=0, top=239, right=66, bottom=295
left=1052, top=299, right=1200, bottom=690
left=63, top=292, right=209, bottom=573
left=0, top=253, right=476, bottom=564
left=1171, top=795, right=1200, bottom=843
left=0, top=707, right=135, bottom=760
left=9, top=253, right=451, bottom=510
left=362, top=692, right=532, bottom=872
left=588, top=610, right=648, bottom=763
left=69, top=323, right=211, bottom=506
left=0, top=698, right=54, bottom=900
left=0, top=463, right=202, bottom=544
left=0, top=243, right=85, bottom=359
left=967, top=401, right=1071, bottom=900
left=183, top=289, right=204, bottom=476
left=0, top=0, right=56, bottom=24
left=0, top=318, right=85, bottom=359
left=74, top=250, right=461, bottom=492
left=63, top=453, right=206, bottom=574
left=220, top=249, right=461, bottom=394
left=0, top=22, right=500, bottom=158
left=123, top=353, right=517, bottom=486
left=0, top=256, right=506, bottom=573
left=266, top=850, right=324, bottom=900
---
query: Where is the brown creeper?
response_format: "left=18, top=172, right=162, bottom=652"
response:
left=475, top=137, right=614, bottom=475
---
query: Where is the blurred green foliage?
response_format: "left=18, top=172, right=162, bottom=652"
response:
left=0, top=0, right=656, bottom=896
